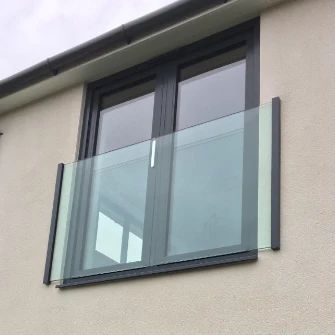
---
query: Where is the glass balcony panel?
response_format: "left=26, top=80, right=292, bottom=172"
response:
left=50, top=101, right=275, bottom=282
left=50, top=141, right=151, bottom=281
left=167, top=112, right=245, bottom=257
left=258, top=102, right=273, bottom=249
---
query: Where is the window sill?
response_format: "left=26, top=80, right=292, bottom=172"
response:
left=56, top=250, right=257, bottom=289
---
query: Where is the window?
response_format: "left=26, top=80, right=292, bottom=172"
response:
left=96, top=79, right=155, bottom=154
left=44, top=20, right=282, bottom=288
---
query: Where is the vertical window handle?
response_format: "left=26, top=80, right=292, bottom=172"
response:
left=150, top=139, right=156, bottom=168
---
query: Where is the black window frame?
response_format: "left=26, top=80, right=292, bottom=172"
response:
left=52, top=19, right=261, bottom=288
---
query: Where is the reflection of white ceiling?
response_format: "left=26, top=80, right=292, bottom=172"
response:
left=127, top=233, right=142, bottom=263
left=0, top=0, right=288, bottom=114
left=95, top=212, right=143, bottom=263
left=96, top=212, right=123, bottom=262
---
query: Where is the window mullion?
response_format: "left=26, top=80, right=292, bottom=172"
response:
left=148, top=63, right=178, bottom=265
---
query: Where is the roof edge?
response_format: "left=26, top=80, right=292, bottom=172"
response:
left=0, top=0, right=229, bottom=99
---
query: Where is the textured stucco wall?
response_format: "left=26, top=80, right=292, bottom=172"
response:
left=0, top=85, right=85, bottom=334
left=259, top=0, right=335, bottom=333
left=1, top=0, right=335, bottom=334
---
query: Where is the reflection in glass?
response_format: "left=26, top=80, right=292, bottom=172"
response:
left=127, top=233, right=143, bottom=263
left=97, top=80, right=155, bottom=154
left=176, top=53, right=246, bottom=130
left=95, top=212, right=123, bottom=263
left=82, top=140, right=150, bottom=270
left=94, top=212, right=144, bottom=265
left=167, top=113, right=245, bottom=256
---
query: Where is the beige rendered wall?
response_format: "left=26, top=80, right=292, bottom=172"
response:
left=1, top=0, right=335, bottom=334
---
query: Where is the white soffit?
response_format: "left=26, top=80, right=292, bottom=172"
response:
left=0, top=0, right=287, bottom=113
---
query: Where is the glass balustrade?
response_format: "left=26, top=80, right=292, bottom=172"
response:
left=49, top=100, right=279, bottom=283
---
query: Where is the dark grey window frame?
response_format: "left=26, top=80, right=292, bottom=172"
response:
left=45, top=19, right=266, bottom=288
left=79, top=19, right=260, bottom=159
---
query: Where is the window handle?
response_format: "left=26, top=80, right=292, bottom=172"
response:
left=150, top=139, right=156, bottom=168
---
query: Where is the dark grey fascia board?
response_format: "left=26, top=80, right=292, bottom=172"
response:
left=0, top=0, right=229, bottom=99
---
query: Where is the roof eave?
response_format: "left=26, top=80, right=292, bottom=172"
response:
left=0, top=0, right=287, bottom=113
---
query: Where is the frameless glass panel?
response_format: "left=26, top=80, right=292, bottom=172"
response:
left=166, top=112, right=246, bottom=257
left=258, top=102, right=272, bottom=249
left=50, top=102, right=275, bottom=282
left=176, top=47, right=246, bottom=131
left=97, top=79, right=155, bottom=154
left=50, top=139, right=151, bottom=281
left=81, top=142, right=150, bottom=271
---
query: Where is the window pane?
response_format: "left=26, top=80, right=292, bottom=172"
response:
left=81, top=141, right=150, bottom=270
left=176, top=49, right=246, bottom=131
left=168, top=49, right=247, bottom=257
left=167, top=113, right=245, bottom=257
left=96, top=80, right=155, bottom=154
